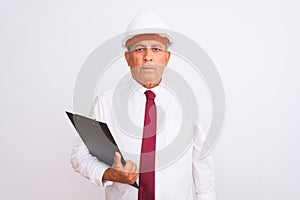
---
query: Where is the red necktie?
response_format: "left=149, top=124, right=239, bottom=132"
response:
left=138, top=90, right=156, bottom=200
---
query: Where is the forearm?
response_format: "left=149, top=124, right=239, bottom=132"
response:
left=192, top=154, right=216, bottom=200
left=70, top=137, right=113, bottom=187
left=192, top=125, right=217, bottom=200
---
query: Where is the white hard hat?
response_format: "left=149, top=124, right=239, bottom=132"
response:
left=121, top=12, right=173, bottom=48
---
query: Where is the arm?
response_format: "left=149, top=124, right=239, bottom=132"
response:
left=70, top=94, right=138, bottom=187
left=70, top=137, right=113, bottom=187
left=71, top=137, right=138, bottom=187
left=192, top=125, right=217, bottom=200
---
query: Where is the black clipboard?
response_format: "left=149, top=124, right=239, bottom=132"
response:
left=66, top=111, right=138, bottom=188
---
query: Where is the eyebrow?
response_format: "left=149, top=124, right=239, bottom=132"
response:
left=127, top=42, right=168, bottom=52
left=132, top=43, right=165, bottom=47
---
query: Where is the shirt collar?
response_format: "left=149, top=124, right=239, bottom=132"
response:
left=129, top=78, right=162, bottom=99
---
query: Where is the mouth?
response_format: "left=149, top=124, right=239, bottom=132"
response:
left=140, top=64, right=156, bottom=70
left=141, top=67, right=156, bottom=70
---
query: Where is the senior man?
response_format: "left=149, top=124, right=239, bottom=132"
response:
left=71, top=12, right=216, bottom=200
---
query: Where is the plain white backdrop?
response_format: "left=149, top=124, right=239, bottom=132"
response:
left=1, top=0, right=299, bottom=199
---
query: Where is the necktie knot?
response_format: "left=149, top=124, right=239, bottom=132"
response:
left=145, top=90, right=156, bottom=100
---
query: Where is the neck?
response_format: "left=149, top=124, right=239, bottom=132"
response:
left=138, top=79, right=161, bottom=89
left=143, top=82, right=159, bottom=89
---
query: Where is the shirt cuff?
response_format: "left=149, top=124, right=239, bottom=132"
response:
left=91, top=165, right=113, bottom=188
left=194, top=190, right=216, bottom=200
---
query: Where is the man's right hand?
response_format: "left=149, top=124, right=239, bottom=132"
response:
left=102, top=152, right=138, bottom=185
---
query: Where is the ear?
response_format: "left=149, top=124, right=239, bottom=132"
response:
left=164, top=51, right=171, bottom=66
left=124, top=51, right=131, bottom=67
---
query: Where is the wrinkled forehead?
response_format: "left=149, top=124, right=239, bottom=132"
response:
left=130, top=40, right=166, bottom=48
left=126, top=34, right=169, bottom=47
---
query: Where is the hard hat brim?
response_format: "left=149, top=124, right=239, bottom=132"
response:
left=121, top=28, right=173, bottom=48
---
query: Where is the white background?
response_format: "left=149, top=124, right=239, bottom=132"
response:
left=1, top=0, right=299, bottom=199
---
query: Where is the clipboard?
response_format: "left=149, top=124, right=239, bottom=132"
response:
left=66, top=111, right=138, bottom=188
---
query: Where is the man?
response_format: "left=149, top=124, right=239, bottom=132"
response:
left=71, top=12, right=216, bottom=200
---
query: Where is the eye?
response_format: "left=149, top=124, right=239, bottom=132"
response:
left=152, top=47, right=162, bottom=52
left=135, top=47, right=145, bottom=52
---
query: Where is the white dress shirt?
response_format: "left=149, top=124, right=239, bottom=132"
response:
left=71, top=78, right=216, bottom=200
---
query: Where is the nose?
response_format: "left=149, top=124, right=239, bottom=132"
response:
left=143, top=48, right=153, bottom=62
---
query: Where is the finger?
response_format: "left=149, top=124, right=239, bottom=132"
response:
left=124, top=160, right=137, bottom=173
left=113, top=152, right=123, bottom=169
left=124, top=160, right=133, bottom=171
left=133, top=164, right=139, bottom=173
left=129, top=161, right=138, bottom=173
left=134, top=171, right=139, bottom=180
left=133, top=162, right=138, bottom=173
left=132, top=170, right=139, bottom=182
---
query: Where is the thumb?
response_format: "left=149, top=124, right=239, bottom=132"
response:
left=112, top=152, right=123, bottom=169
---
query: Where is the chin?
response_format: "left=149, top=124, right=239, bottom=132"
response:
left=139, top=75, right=156, bottom=82
left=140, top=78, right=161, bottom=85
